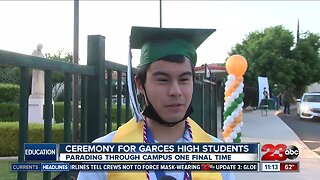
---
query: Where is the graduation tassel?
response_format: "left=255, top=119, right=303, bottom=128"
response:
left=127, top=45, right=143, bottom=121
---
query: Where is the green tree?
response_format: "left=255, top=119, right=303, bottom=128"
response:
left=291, top=32, right=320, bottom=95
left=45, top=50, right=73, bottom=99
left=229, top=25, right=320, bottom=96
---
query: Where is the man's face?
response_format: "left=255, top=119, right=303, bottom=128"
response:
left=138, top=60, right=194, bottom=122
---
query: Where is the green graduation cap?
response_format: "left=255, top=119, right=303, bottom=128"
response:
left=130, top=26, right=216, bottom=67
left=127, top=26, right=216, bottom=121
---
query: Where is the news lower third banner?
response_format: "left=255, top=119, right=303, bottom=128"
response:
left=23, top=143, right=258, bottom=162
left=10, top=143, right=301, bottom=172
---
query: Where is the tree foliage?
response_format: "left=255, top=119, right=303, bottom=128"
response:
left=45, top=50, right=73, bottom=99
left=45, top=50, right=73, bottom=84
left=229, top=25, right=320, bottom=96
left=291, top=32, right=320, bottom=95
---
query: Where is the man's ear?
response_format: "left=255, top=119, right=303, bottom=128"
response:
left=134, top=76, right=144, bottom=95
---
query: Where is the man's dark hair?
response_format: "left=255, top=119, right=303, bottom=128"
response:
left=136, top=55, right=195, bottom=85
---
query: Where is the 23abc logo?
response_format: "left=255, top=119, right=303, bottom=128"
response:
left=261, top=144, right=299, bottom=161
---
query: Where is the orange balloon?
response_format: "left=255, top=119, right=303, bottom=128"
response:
left=222, top=131, right=228, bottom=137
left=230, top=124, right=236, bottom=128
left=223, top=126, right=233, bottom=135
left=224, top=91, right=231, bottom=96
left=225, top=89, right=232, bottom=96
left=235, top=117, right=242, bottom=123
left=236, top=77, right=244, bottom=82
left=233, top=81, right=240, bottom=88
left=226, top=55, right=248, bottom=76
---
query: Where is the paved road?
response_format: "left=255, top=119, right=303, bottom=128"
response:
left=277, top=107, right=320, bottom=155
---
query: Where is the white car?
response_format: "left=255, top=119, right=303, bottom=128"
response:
left=296, top=93, right=320, bottom=119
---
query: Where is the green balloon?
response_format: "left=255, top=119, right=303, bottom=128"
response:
left=236, top=98, right=242, bottom=104
left=226, top=108, right=232, bottom=116
left=232, top=102, right=238, bottom=108
left=233, top=136, right=241, bottom=143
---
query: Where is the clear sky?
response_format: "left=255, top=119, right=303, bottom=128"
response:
left=0, top=1, right=319, bottom=67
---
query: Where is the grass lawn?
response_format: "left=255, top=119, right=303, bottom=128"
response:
left=0, top=160, right=59, bottom=180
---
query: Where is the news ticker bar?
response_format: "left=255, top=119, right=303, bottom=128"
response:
left=11, top=162, right=258, bottom=172
left=10, top=162, right=299, bottom=172
left=24, top=143, right=259, bottom=162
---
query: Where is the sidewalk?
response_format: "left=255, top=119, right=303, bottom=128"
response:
left=234, top=108, right=320, bottom=180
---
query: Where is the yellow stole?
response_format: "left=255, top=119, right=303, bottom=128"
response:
left=108, top=118, right=222, bottom=180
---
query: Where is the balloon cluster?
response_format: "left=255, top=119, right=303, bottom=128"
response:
left=222, top=55, right=248, bottom=143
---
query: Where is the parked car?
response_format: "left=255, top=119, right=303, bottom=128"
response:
left=296, top=92, right=320, bottom=119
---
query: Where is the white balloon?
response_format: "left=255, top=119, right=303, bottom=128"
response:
left=236, top=87, right=242, bottom=94
left=226, top=116, right=233, bottom=122
left=232, top=92, right=239, bottom=99
left=229, top=96, right=235, bottom=102
left=239, top=121, right=244, bottom=127
left=226, top=98, right=232, bottom=104
left=231, top=111, right=238, bottom=118
left=240, top=82, right=244, bottom=89
left=231, top=132, right=237, bottom=139
left=224, top=81, right=231, bottom=90
left=224, top=100, right=230, bottom=107
left=227, top=116, right=234, bottom=123
left=234, top=126, right=241, bottom=133
left=228, top=75, right=235, bottom=80
left=224, top=120, right=231, bottom=127
left=236, top=107, right=242, bottom=113
left=225, top=81, right=231, bottom=87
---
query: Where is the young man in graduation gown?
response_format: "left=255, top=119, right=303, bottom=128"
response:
left=77, top=26, right=235, bottom=180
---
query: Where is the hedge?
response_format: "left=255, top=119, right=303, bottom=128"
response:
left=0, top=103, right=19, bottom=122
left=0, top=122, right=66, bottom=157
left=0, top=83, right=19, bottom=103
left=0, top=122, right=120, bottom=157
left=0, top=66, right=20, bottom=84
left=0, top=103, right=64, bottom=123
left=54, top=102, right=67, bottom=123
